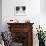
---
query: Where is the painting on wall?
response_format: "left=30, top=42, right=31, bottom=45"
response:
left=14, top=6, right=26, bottom=16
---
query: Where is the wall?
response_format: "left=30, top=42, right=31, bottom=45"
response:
left=40, top=0, right=46, bottom=13
left=40, top=0, right=46, bottom=31
left=0, top=0, right=2, bottom=32
left=2, top=0, right=46, bottom=46
left=2, top=0, right=40, bottom=30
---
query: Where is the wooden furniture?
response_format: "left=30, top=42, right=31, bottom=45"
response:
left=7, top=23, right=34, bottom=46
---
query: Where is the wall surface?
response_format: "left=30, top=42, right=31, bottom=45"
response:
left=0, top=0, right=2, bottom=32
left=2, top=0, right=40, bottom=31
left=40, top=0, right=46, bottom=31
left=2, top=0, right=46, bottom=46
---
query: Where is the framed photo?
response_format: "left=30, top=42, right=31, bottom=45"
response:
left=14, top=6, right=26, bottom=16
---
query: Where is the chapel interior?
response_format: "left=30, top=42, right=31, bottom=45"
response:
left=0, top=0, right=46, bottom=46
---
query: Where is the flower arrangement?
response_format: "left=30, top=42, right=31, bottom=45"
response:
left=36, top=25, right=45, bottom=42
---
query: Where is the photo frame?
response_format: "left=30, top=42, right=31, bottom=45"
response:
left=14, top=6, right=26, bottom=16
